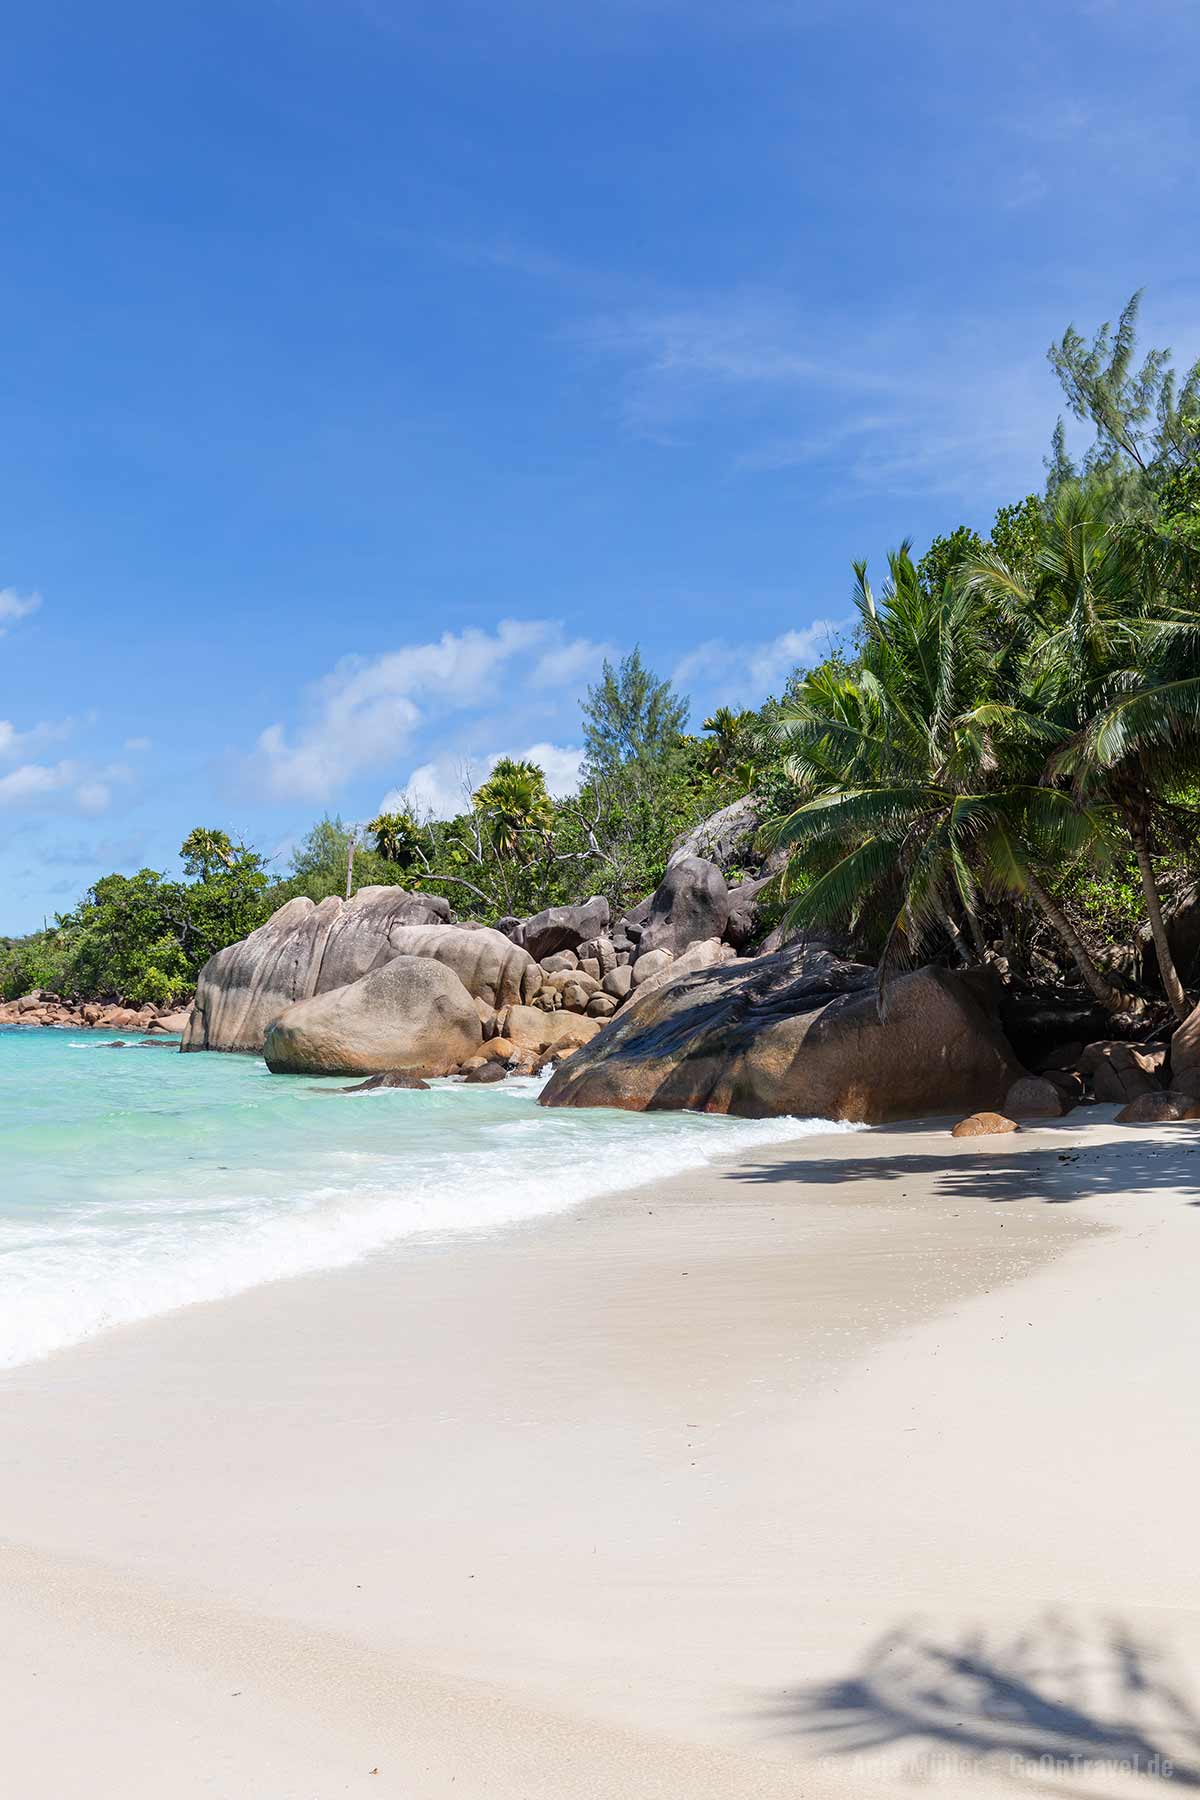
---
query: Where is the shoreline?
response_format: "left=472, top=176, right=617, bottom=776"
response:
left=4, top=1111, right=1199, bottom=1796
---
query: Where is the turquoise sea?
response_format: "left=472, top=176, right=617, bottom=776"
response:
left=0, top=1025, right=848, bottom=1369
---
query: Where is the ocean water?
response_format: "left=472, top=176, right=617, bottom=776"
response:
left=0, top=1025, right=853, bottom=1370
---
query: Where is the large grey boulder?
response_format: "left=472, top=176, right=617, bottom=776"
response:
left=667, top=795, right=762, bottom=873
left=522, top=897, right=610, bottom=962
left=184, top=886, right=453, bottom=1054
left=540, top=948, right=1021, bottom=1123
left=263, top=955, right=481, bottom=1076
left=637, top=857, right=729, bottom=961
left=371, top=924, right=541, bottom=1010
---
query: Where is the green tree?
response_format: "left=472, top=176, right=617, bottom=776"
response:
left=179, top=827, right=237, bottom=879
left=768, top=542, right=1125, bottom=1009
left=1047, top=290, right=1200, bottom=490
left=700, top=705, right=756, bottom=780
left=367, top=808, right=424, bottom=872
left=963, top=477, right=1200, bottom=1019
left=581, top=648, right=689, bottom=775
left=472, top=758, right=555, bottom=857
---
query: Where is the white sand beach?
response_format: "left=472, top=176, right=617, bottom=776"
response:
left=3, top=1108, right=1199, bottom=1798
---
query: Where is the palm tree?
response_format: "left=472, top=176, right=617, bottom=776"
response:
left=471, top=759, right=555, bottom=858
left=768, top=543, right=1125, bottom=1010
left=964, top=480, right=1200, bottom=1020
left=701, top=706, right=755, bottom=778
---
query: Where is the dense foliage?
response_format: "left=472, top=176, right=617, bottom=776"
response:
left=4, top=293, right=1196, bottom=1016
left=1, top=834, right=269, bottom=1005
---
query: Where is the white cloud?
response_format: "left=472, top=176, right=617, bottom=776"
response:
left=517, top=741, right=587, bottom=796
left=381, top=740, right=586, bottom=822
left=0, top=717, right=73, bottom=761
left=0, top=750, right=131, bottom=817
left=0, top=589, right=41, bottom=634
left=124, top=736, right=152, bottom=753
left=380, top=756, right=475, bottom=821
left=674, top=620, right=850, bottom=705
left=247, top=621, right=607, bottom=804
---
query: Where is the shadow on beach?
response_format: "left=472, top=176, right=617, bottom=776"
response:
left=756, top=1614, right=1200, bottom=1787
left=726, top=1120, right=1200, bottom=1208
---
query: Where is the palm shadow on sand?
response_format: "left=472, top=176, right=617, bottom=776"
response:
left=757, top=1614, right=1200, bottom=1787
left=728, top=1122, right=1200, bottom=1208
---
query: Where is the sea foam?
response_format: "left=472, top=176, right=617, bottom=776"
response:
left=0, top=1028, right=858, bottom=1369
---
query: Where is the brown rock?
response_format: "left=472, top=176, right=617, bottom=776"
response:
left=638, top=857, right=729, bottom=960
left=1004, top=1075, right=1065, bottom=1119
left=631, top=947, right=673, bottom=987
left=541, top=948, right=1021, bottom=1123
left=632, top=936, right=731, bottom=1000
left=602, top=965, right=634, bottom=1000
left=148, top=1008, right=192, bottom=1034
left=1115, top=1091, right=1200, bottom=1125
left=1043, top=1068, right=1086, bottom=1105
left=464, top=1061, right=507, bottom=1085
left=340, top=1070, right=432, bottom=1092
left=952, top=1113, right=1019, bottom=1137
left=1080, top=1040, right=1161, bottom=1104
left=263, top=955, right=481, bottom=1077
left=522, top=898, right=611, bottom=962
left=501, top=1005, right=604, bottom=1056
left=540, top=950, right=579, bottom=975
left=1171, top=1001, right=1200, bottom=1085
left=587, top=994, right=619, bottom=1018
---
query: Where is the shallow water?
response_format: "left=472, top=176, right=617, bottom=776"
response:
left=0, top=1025, right=853, bottom=1369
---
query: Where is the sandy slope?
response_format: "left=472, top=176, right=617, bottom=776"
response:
left=2, top=1108, right=1199, bottom=1797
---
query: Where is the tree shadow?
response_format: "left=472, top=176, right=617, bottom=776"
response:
left=728, top=1120, right=1200, bottom=1207
left=758, top=1614, right=1200, bottom=1786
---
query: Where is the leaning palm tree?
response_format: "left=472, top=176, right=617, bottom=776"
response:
left=768, top=544, right=1125, bottom=1010
left=964, top=480, right=1200, bottom=1020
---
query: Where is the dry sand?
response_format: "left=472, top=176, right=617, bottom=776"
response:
left=3, top=1107, right=1199, bottom=1797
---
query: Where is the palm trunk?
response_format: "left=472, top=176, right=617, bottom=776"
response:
left=935, top=896, right=973, bottom=966
left=1126, top=815, right=1189, bottom=1021
left=345, top=828, right=357, bottom=901
left=1022, top=865, right=1124, bottom=1013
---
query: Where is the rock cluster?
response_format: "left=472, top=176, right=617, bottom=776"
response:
left=0, top=991, right=192, bottom=1034
left=946, top=1006, right=1200, bottom=1133
left=183, top=858, right=763, bottom=1081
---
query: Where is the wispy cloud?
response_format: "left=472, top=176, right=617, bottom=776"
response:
left=576, top=291, right=1062, bottom=500
left=0, top=716, right=74, bottom=761
left=0, top=589, right=41, bottom=634
left=675, top=619, right=850, bottom=705
left=246, top=621, right=609, bottom=804
left=0, top=759, right=127, bottom=816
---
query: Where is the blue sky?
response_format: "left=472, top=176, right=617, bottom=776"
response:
left=2, top=0, right=1197, bottom=931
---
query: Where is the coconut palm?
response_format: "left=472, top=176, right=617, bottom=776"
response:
left=471, top=759, right=555, bottom=858
left=368, top=809, right=422, bottom=871
left=768, top=543, right=1125, bottom=1009
left=701, top=706, right=756, bottom=778
left=963, top=480, right=1200, bottom=1019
